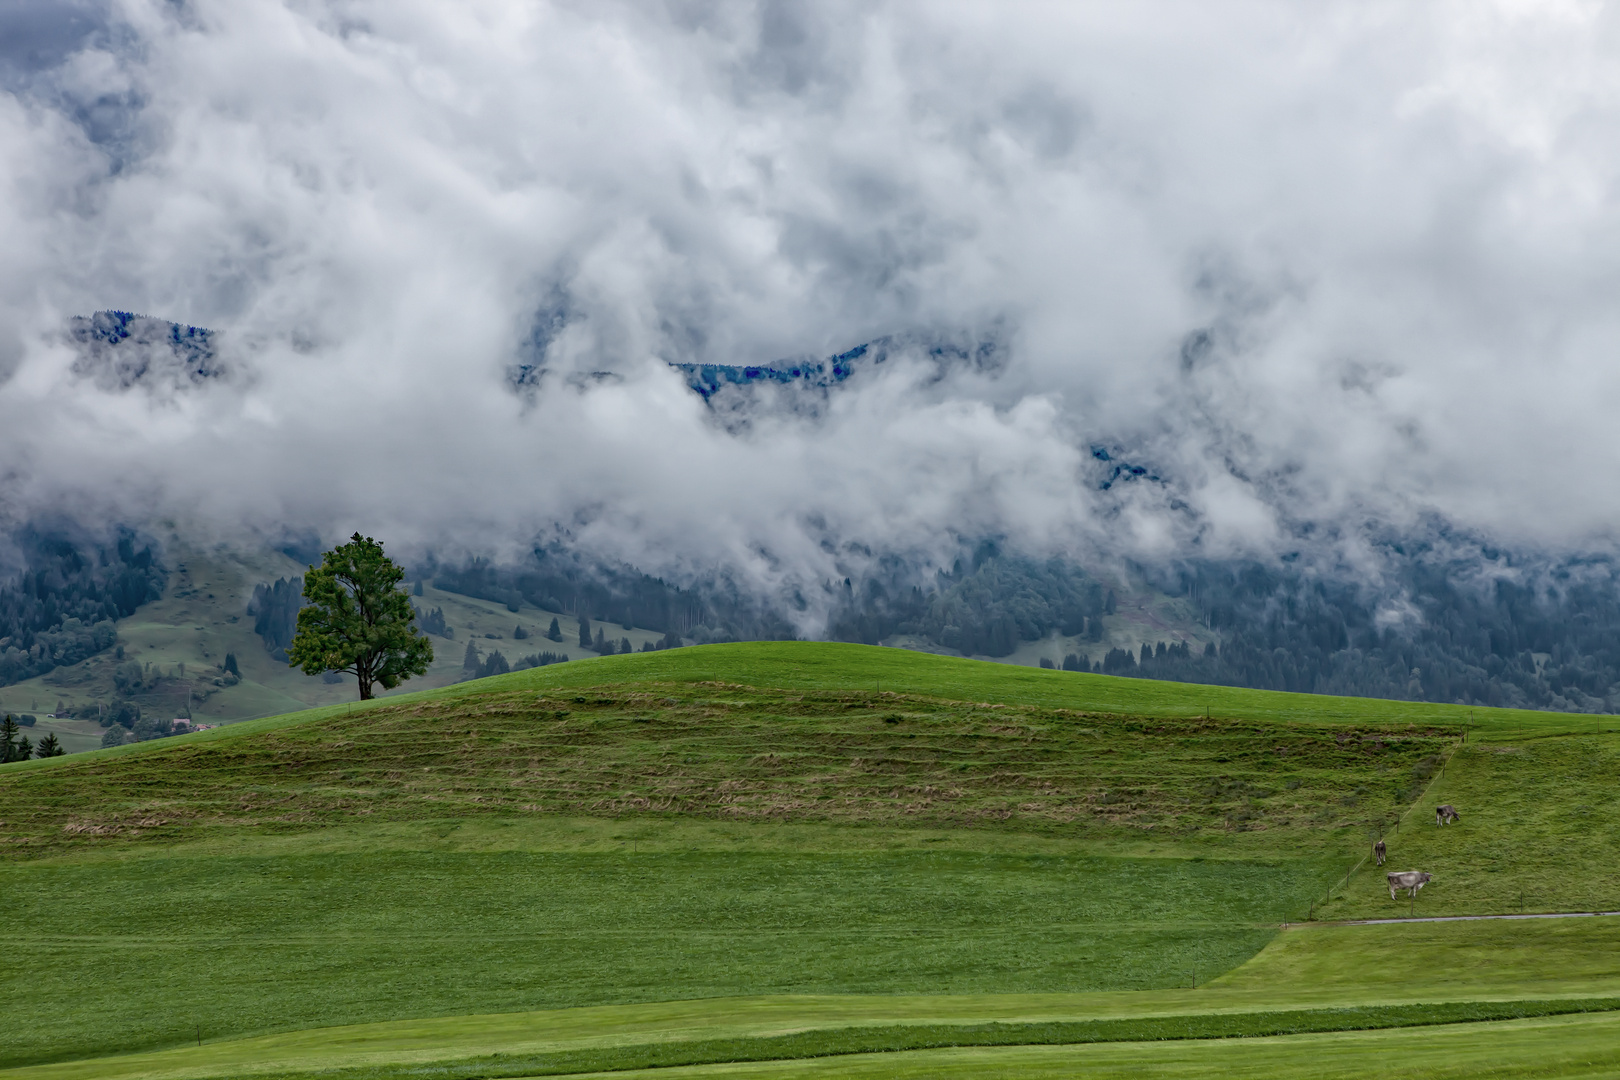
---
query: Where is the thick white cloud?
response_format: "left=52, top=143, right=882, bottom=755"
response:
left=3, top=0, right=1620, bottom=618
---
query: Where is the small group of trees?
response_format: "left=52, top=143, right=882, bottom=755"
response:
left=93, top=699, right=183, bottom=746
left=575, top=615, right=681, bottom=655
left=414, top=606, right=451, bottom=638
left=2, top=714, right=63, bottom=760
left=460, top=645, right=571, bottom=680
left=248, top=576, right=303, bottom=660
left=1038, top=641, right=1213, bottom=676
left=462, top=641, right=511, bottom=680
left=112, top=660, right=160, bottom=695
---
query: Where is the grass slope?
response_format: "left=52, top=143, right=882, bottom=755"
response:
left=0, top=678, right=1457, bottom=857
left=1320, top=734, right=1620, bottom=918
left=456, top=642, right=1597, bottom=735
left=9, top=637, right=1594, bottom=768
left=5, top=636, right=1592, bottom=780
left=4, top=642, right=1617, bottom=1078
left=180, top=641, right=1610, bottom=742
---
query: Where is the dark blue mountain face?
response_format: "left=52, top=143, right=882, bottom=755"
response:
left=67, top=310, right=223, bottom=392
left=671, top=334, right=1003, bottom=401
left=1089, top=446, right=1165, bottom=490
left=674, top=342, right=873, bottom=399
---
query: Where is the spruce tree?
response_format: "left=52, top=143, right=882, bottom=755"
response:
left=547, top=618, right=562, bottom=642
left=578, top=615, right=592, bottom=648
left=463, top=640, right=480, bottom=670
left=0, top=714, right=21, bottom=762
left=619, top=636, right=632, bottom=655
left=35, top=733, right=65, bottom=757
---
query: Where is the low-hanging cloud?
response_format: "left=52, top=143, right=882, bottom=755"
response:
left=4, top=0, right=1620, bottom=626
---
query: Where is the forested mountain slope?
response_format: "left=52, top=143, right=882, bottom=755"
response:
left=0, top=529, right=165, bottom=688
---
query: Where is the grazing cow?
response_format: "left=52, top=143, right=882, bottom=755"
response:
left=1435, top=804, right=1461, bottom=826
left=1387, top=870, right=1432, bottom=901
left=1374, top=839, right=1387, bottom=866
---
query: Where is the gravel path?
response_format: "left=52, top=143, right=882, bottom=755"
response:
left=1291, top=911, right=1620, bottom=927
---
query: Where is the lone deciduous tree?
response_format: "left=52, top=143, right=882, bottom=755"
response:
left=287, top=534, right=434, bottom=700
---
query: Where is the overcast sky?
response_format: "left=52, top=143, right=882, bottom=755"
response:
left=2, top=1, right=1619, bottom=619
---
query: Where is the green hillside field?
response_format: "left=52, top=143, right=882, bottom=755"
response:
left=0, top=535, right=673, bottom=754
left=0, top=533, right=1223, bottom=758
left=3, top=642, right=1618, bottom=1079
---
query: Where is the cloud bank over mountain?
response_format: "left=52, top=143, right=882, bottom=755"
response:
left=3, top=1, right=1620, bottom=623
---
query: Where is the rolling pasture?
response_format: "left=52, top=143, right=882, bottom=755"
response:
left=3, top=642, right=1618, bottom=1079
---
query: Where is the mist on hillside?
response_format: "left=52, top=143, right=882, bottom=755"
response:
left=5, top=2, right=1620, bottom=633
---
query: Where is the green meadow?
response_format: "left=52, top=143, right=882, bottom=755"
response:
left=4, top=641, right=1619, bottom=1079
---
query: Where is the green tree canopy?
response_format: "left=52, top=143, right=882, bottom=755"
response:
left=287, top=534, right=434, bottom=700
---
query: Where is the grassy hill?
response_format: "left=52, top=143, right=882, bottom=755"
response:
left=1, top=530, right=1233, bottom=757
left=1, top=537, right=673, bottom=754
left=3, top=642, right=1618, bottom=1078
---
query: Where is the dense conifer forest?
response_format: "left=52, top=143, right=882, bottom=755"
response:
left=426, top=545, right=797, bottom=643
left=0, top=530, right=165, bottom=687
left=833, top=549, right=1620, bottom=714
left=1127, top=560, right=1620, bottom=713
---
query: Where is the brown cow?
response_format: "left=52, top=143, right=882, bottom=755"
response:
left=1435, top=804, right=1460, bottom=825
left=1374, top=839, right=1387, bottom=866
left=1387, top=870, right=1432, bottom=900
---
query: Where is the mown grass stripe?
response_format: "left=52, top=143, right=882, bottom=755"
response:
left=196, top=997, right=1620, bottom=1080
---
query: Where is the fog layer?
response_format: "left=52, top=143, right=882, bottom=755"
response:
left=3, top=1, right=1619, bottom=626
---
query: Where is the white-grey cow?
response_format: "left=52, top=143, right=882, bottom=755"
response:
left=1387, top=870, right=1432, bottom=901
left=1435, top=804, right=1461, bottom=825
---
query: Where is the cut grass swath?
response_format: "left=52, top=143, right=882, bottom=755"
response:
left=167, top=998, right=1620, bottom=1080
